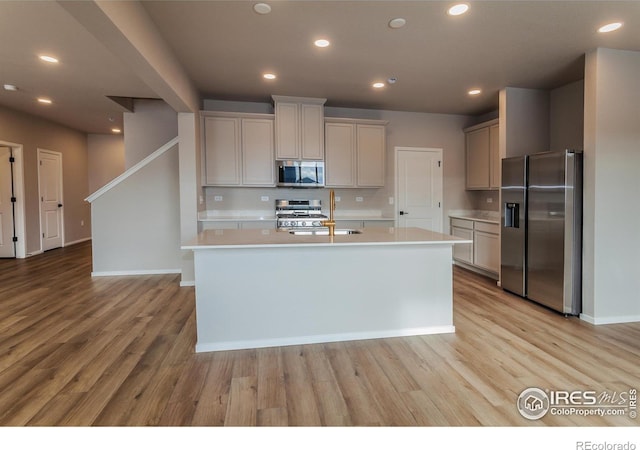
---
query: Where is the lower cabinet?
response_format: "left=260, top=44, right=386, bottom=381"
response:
left=450, top=220, right=473, bottom=265
left=450, top=217, right=499, bottom=278
left=473, top=222, right=500, bottom=273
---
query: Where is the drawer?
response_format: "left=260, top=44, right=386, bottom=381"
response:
left=474, top=221, right=499, bottom=234
left=450, top=218, right=474, bottom=230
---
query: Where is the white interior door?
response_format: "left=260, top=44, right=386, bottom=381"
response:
left=396, top=147, right=443, bottom=232
left=38, top=149, right=64, bottom=251
left=0, top=146, right=15, bottom=257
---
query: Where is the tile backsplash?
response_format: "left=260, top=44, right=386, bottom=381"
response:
left=204, top=186, right=390, bottom=216
left=469, top=190, right=499, bottom=212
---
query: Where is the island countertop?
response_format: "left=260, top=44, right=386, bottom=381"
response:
left=182, top=226, right=471, bottom=250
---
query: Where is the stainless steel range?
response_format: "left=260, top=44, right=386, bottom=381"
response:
left=275, top=199, right=327, bottom=230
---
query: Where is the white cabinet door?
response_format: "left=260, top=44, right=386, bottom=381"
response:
left=356, top=124, right=385, bottom=187
left=325, top=122, right=356, bottom=187
left=274, top=102, right=299, bottom=160
left=474, top=230, right=499, bottom=273
left=451, top=226, right=473, bottom=264
left=466, top=127, right=490, bottom=190
left=204, top=116, right=241, bottom=186
left=489, top=123, right=501, bottom=189
left=325, top=120, right=386, bottom=188
left=242, top=118, right=275, bottom=186
left=301, top=103, right=324, bottom=160
left=274, top=97, right=326, bottom=160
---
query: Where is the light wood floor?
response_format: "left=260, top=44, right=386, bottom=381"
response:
left=0, top=241, right=638, bottom=426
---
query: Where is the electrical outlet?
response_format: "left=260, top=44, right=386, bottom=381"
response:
left=261, top=196, right=269, bottom=202
left=356, top=196, right=363, bottom=202
left=80, top=220, right=84, bottom=226
left=335, top=196, right=341, bottom=202
left=389, top=197, right=394, bottom=205
left=199, top=195, right=204, bottom=205
left=214, top=195, right=223, bottom=201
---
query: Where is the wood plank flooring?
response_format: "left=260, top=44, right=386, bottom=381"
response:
left=0, top=241, right=638, bottom=426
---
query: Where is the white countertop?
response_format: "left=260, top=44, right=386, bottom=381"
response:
left=183, top=227, right=471, bottom=250
left=449, top=210, right=500, bottom=224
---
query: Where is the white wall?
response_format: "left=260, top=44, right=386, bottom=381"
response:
left=87, top=133, right=125, bottom=194
left=0, top=104, right=91, bottom=254
left=123, top=99, right=178, bottom=168
left=91, top=145, right=181, bottom=274
left=550, top=80, right=584, bottom=152
left=499, top=87, right=550, bottom=158
left=177, top=112, right=201, bottom=285
left=582, top=48, right=640, bottom=324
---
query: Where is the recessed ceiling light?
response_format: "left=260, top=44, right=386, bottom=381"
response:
left=598, top=22, right=623, bottom=33
left=468, top=89, right=482, bottom=96
left=373, top=82, right=385, bottom=89
left=263, top=73, right=276, bottom=80
left=111, top=128, right=122, bottom=134
left=314, top=39, right=330, bottom=48
left=448, top=3, right=470, bottom=16
left=39, top=55, right=59, bottom=63
left=388, top=18, right=406, bottom=29
left=253, top=3, right=271, bottom=15
left=37, top=97, right=53, bottom=104
left=3, top=84, right=18, bottom=91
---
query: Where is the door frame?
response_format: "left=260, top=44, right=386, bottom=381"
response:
left=0, top=141, right=26, bottom=258
left=37, top=148, right=65, bottom=252
left=394, top=146, right=444, bottom=232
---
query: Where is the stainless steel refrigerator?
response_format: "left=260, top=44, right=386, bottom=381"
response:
left=500, top=150, right=582, bottom=315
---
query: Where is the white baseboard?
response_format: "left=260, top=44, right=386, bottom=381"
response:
left=91, top=269, right=181, bottom=277
left=65, top=237, right=91, bottom=246
left=195, top=325, right=456, bottom=353
left=180, top=280, right=195, bottom=287
left=26, top=250, right=43, bottom=257
left=580, top=313, right=640, bottom=325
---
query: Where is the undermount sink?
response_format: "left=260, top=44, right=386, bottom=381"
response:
left=289, top=228, right=362, bottom=236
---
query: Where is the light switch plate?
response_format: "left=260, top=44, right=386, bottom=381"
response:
left=214, top=195, right=223, bottom=201
left=356, top=196, right=363, bottom=202
left=335, top=196, right=341, bottom=202
left=261, top=196, right=269, bottom=202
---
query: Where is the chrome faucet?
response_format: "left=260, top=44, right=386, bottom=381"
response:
left=322, top=189, right=336, bottom=236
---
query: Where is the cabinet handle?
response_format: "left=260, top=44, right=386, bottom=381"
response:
left=399, top=211, right=409, bottom=215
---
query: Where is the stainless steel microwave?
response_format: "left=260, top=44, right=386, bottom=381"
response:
left=277, top=161, right=325, bottom=188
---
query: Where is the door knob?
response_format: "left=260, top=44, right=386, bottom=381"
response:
left=58, top=203, right=63, bottom=208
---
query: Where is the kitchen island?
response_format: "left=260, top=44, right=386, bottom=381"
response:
left=182, top=227, right=471, bottom=352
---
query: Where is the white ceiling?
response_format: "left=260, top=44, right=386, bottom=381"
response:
left=1, top=1, right=639, bottom=134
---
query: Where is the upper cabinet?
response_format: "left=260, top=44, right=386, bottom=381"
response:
left=325, top=118, right=387, bottom=188
left=465, top=119, right=500, bottom=190
left=272, top=96, right=326, bottom=160
left=202, top=112, right=275, bottom=187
